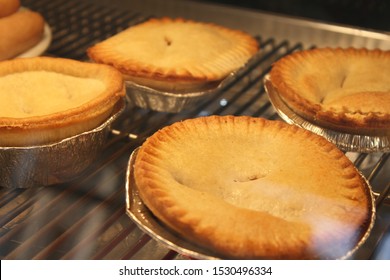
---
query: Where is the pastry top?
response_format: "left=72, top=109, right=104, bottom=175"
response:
left=0, top=57, right=125, bottom=146
left=269, top=48, right=390, bottom=136
left=133, top=115, right=372, bottom=259
left=1, top=71, right=105, bottom=118
left=87, top=17, right=259, bottom=92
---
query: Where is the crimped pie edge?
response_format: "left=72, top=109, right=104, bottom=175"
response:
left=269, top=47, right=390, bottom=136
left=133, top=115, right=371, bottom=259
left=0, top=56, right=125, bottom=146
left=87, top=17, right=259, bottom=90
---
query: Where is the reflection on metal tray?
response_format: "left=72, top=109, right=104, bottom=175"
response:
left=125, top=147, right=376, bottom=260
left=264, top=75, right=390, bottom=153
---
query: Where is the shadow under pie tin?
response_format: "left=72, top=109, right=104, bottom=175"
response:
left=264, top=75, right=390, bottom=153
left=125, top=148, right=375, bottom=260
left=0, top=99, right=125, bottom=189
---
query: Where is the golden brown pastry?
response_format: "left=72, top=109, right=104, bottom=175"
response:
left=0, top=0, right=20, bottom=18
left=87, top=17, right=259, bottom=92
left=133, top=115, right=372, bottom=259
left=269, top=47, right=390, bottom=136
left=0, top=10, right=45, bottom=61
left=0, top=57, right=125, bottom=146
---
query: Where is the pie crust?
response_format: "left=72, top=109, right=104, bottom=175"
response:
left=87, top=17, right=259, bottom=92
left=0, top=57, right=125, bottom=146
left=269, top=48, right=390, bottom=136
left=133, top=115, right=372, bottom=259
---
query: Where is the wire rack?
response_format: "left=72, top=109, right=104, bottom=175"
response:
left=0, top=0, right=389, bottom=259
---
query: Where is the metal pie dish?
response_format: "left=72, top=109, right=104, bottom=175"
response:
left=264, top=75, right=390, bottom=153
left=125, top=147, right=376, bottom=260
left=0, top=99, right=125, bottom=189
left=125, top=73, right=236, bottom=113
left=125, top=148, right=221, bottom=259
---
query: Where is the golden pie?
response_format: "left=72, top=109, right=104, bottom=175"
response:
left=133, top=115, right=372, bottom=259
left=87, top=17, right=259, bottom=92
left=269, top=47, right=390, bottom=136
left=0, top=57, right=125, bottom=147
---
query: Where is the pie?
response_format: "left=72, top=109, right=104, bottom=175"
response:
left=133, top=115, right=372, bottom=259
left=87, top=17, right=259, bottom=92
left=0, top=57, right=125, bottom=147
left=269, top=47, right=390, bottom=136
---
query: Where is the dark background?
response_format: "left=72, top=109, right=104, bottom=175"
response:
left=196, top=0, right=390, bottom=32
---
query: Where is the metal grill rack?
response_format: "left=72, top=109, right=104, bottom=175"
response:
left=0, top=0, right=389, bottom=260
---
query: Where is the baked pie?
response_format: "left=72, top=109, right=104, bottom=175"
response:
left=133, top=115, right=372, bottom=259
left=0, top=57, right=125, bottom=147
left=87, top=17, right=259, bottom=92
left=269, top=47, right=390, bottom=136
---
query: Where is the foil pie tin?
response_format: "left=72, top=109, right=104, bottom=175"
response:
left=125, top=148, right=220, bottom=260
left=125, top=73, right=236, bottom=113
left=125, top=148, right=375, bottom=260
left=0, top=100, right=125, bottom=189
left=264, top=75, right=390, bottom=153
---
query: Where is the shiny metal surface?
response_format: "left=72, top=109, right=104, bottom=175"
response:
left=0, top=0, right=389, bottom=260
left=125, top=72, right=236, bottom=113
left=0, top=101, right=125, bottom=189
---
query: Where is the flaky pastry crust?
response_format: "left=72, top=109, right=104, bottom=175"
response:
left=87, top=17, right=259, bottom=92
left=133, top=115, right=371, bottom=259
left=269, top=48, right=390, bottom=136
left=0, top=57, right=125, bottom=146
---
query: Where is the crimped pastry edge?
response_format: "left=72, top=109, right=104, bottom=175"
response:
left=0, top=56, right=125, bottom=146
left=269, top=47, right=390, bottom=136
left=133, top=115, right=371, bottom=259
left=87, top=17, right=259, bottom=92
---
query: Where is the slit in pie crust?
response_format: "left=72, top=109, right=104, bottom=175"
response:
left=133, top=115, right=372, bottom=259
left=269, top=47, right=390, bottom=136
left=87, top=17, right=259, bottom=93
left=0, top=57, right=125, bottom=146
